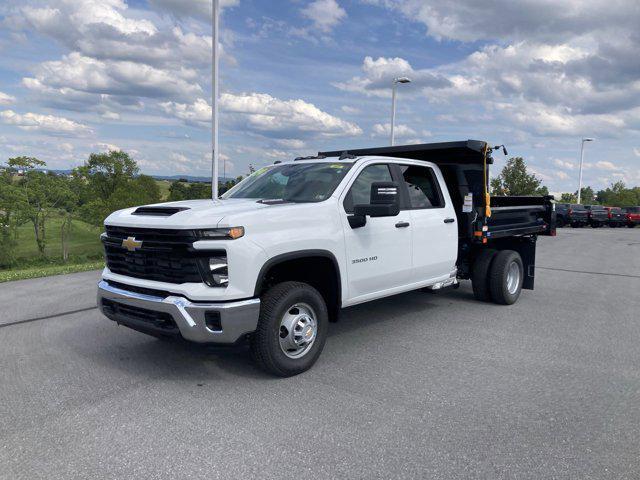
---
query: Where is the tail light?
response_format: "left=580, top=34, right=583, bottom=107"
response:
left=568, top=208, right=573, bottom=216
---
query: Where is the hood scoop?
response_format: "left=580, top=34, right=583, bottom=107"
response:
left=132, top=206, right=190, bottom=217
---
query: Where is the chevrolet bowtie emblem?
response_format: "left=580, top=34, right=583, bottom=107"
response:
left=122, top=236, right=143, bottom=252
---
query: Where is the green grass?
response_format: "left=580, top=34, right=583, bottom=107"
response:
left=0, top=261, right=104, bottom=283
left=12, top=215, right=104, bottom=261
left=156, top=179, right=172, bottom=200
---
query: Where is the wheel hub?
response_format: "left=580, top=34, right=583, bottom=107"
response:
left=506, top=261, right=520, bottom=295
left=279, top=303, right=317, bottom=359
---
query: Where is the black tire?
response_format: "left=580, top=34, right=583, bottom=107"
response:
left=489, top=250, right=524, bottom=305
left=628, top=224, right=635, bottom=228
left=471, top=249, right=497, bottom=302
left=557, top=217, right=565, bottom=228
left=250, top=281, right=328, bottom=377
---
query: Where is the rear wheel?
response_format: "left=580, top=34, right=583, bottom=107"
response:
left=489, top=250, right=524, bottom=305
left=251, top=281, right=328, bottom=377
left=471, top=249, right=497, bottom=302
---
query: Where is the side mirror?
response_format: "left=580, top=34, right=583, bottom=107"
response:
left=348, top=182, right=400, bottom=229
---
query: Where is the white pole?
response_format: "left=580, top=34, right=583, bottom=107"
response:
left=390, top=81, right=397, bottom=146
left=211, top=0, right=220, bottom=200
left=577, top=138, right=593, bottom=204
left=577, top=140, right=585, bottom=204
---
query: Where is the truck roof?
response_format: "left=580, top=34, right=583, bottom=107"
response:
left=319, top=140, right=493, bottom=166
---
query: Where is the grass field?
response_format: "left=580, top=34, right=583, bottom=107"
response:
left=12, top=216, right=104, bottom=261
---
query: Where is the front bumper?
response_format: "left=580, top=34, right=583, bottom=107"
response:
left=97, top=280, right=260, bottom=344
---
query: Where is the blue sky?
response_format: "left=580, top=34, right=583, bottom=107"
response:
left=0, top=0, right=638, bottom=193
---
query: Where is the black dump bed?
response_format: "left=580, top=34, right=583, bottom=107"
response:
left=320, top=140, right=555, bottom=243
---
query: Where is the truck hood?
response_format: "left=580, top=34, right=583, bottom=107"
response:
left=104, top=199, right=272, bottom=229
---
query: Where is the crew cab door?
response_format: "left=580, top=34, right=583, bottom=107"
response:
left=396, top=163, right=458, bottom=282
left=340, top=163, right=412, bottom=301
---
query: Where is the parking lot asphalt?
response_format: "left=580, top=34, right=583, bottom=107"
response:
left=1, top=228, right=639, bottom=480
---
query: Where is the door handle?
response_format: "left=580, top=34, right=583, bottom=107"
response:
left=395, top=221, right=410, bottom=228
left=444, top=218, right=455, bottom=224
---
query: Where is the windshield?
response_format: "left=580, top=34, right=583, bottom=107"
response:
left=221, top=162, right=353, bottom=203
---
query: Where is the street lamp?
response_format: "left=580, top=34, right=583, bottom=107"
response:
left=211, top=0, right=220, bottom=200
left=390, top=76, right=411, bottom=146
left=577, top=138, right=594, bottom=204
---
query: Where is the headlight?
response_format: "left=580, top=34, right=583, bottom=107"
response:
left=208, top=255, right=228, bottom=286
left=197, top=227, right=244, bottom=240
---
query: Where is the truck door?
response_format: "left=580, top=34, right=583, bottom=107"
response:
left=396, top=164, right=458, bottom=282
left=340, top=163, right=412, bottom=301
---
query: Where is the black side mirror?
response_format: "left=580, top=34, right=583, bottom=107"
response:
left=348, top=181, right=400, bottom=229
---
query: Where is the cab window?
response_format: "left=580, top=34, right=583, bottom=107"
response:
left=343, top=164, right=393, bottom=213
left=398, top=165, right=444, bottom=209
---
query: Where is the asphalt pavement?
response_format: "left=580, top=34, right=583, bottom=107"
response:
left=1, top=228, right=639, bottom=479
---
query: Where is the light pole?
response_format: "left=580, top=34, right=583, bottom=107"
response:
left=211, top=0, right=220, bottom=200
left=390, top=77, right=411, bottom=146
left=577, top=138, right=594, bottom=204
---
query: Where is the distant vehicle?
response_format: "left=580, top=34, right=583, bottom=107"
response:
left=584, top=205, right=608, bottom=228
left=604, top=207, right=626, bottom=227
left=556, top=203, right=588, bottom=227
left=622, top=206, right=640, bottom=228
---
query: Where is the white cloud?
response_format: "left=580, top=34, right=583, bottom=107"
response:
left=555, top=171, right=569, bottom=180
left=334, top=56, right=449, bottom=97
left=101, top=111, right=121, bottom=120
left=0, top=92, right=16, bottom=106
left=372, top=123, right=416, bottom=137
left=149, top=0, right=239, bottom=21
left=92, top=142, right=120, bottom=152
left=0, top=110, right=91, bottom=135
left=24, top=53, right=203, bottom=103
left=595, top=160, right=618, bottom=171
left=553, top=159, right=576, bottom=170
left=341, top=105, right=360, bottom=114
left=634, top=148, right=640, bottom=157
left=301, top=0, right=347, bottom=33
left=162, top=93, right=363, bottom=137
left=275, top=139, right=306, bottom=149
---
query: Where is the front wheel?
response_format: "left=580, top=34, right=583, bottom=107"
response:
left=489, top=250, right=524, bottom=305
left=251, top=281, right=328, bottom=377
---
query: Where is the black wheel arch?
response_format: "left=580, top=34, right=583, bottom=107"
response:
left=254, top=250, right=343, bottom=321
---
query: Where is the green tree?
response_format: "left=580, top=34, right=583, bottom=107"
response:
left=9, top=158, right=75, bottom=254
left=596, top=181, right=640, bottom=207
left=168, top=181, right=190, bottom=201
left=559, top=192, right=577, bottom=203
left=490, top=157, right=548, bottom=196
left=77, top=151, right=160, bottom=226
left=0, top=168, right=22, bottom=266
left=576, top=186, right=595, bottom=204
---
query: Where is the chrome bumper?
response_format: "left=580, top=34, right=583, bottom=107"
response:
left=97, top=280, right=260, bottom=344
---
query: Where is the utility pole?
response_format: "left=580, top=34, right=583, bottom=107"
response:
left=211, top=0, right=220, bottom=200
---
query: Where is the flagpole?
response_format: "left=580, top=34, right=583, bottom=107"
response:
left=211, top=0, right=220, bottom=200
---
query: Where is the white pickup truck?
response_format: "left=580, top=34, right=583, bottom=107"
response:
left=98, top=141, right=555, bottom=376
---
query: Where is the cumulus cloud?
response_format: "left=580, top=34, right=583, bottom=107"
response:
left=334, top=56, right=450, bottom=97
left=0, top=110, right=91, bottom=135
left=24, top=53, right=203, bottom=103
left=301, top=0, right=347, bottom=33
left=149, top=0, right=239, bottom=21
left=371, top=123, right=416, bottom=138
left=0, top=92, right=16, bottom=106
left=161, top=93, right=363, bottom=137
left=362, top=0, right=640, bottom=44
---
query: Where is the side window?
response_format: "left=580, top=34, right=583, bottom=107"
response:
left=343, top=164, right=393, bottom=213
left=399, top=165, right=444, bottom=209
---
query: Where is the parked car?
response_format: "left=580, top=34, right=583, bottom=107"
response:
left=96, top=140, right=556, bottom=376
left=604, top=206, right=626, bottom=227
left=622, top=206, right=640, bottom=228
left=556, top=203, right=588, bottom=227
left=584, top=205, right=608, bottom=227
